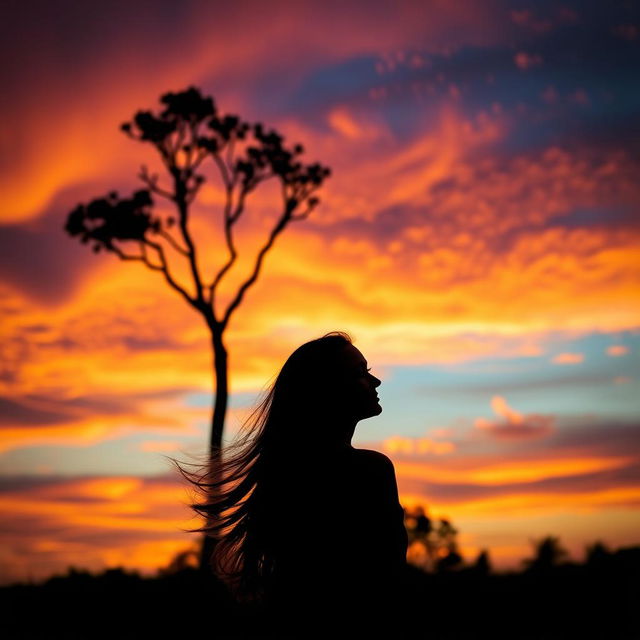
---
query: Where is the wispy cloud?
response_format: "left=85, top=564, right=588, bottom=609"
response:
left=473, top=396, right=555, bottom=440
left=607, top=345, right=629, bottom=356
left=552, top=353, right=585, bottom=364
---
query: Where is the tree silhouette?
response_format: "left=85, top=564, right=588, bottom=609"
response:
left=64, top=87, right=331, bottom=567
left=434, top=518, right=463, bottom=572
left=404, top=505, right=463, bottom=572
left=522, top=535, right=570, bottom=572
left=585, top=540, right=611, bottom=568
left=471, top=549, right=491, bottom=576
left=158, top=545, right=200, bottom=576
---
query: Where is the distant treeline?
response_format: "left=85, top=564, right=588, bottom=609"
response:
left=3, top=541, right=638, bottom=639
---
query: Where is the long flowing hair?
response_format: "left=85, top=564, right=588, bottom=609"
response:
left=172, top=330, right=353, bottom=603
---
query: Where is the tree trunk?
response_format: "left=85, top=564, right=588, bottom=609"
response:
left=199, top=327, right=228, bottom=571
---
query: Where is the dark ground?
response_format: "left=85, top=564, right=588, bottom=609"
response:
left=3, top=547, right=638, bottom=639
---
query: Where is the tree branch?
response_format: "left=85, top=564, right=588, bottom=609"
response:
left=139, top=241, right=163, bottom=270
left=159, top=229, right=189, bottom=256
left=290, top=187, right=320, bottom=221
left=207, top=149, right=268, bottom=307
left=110, top=240, right=198, bottom=310
left=110, top=244, right=155, bottom=265
left=208, top=218, right=235, bottom=300
left=225, top=134, right=236, bottom=178
left=213, top=153, right=231, bottom=189
left=230, top=171, right=275, bottom=223
left=221, top=212, right=290, bottom=328
left=172, top=120, right=187, bottom=158
left=144, top=238, right=201, bottom=310
left=191, top=147, right=209, bottom=172
left=186, top=120, right=198, bottom=168
left=172, top=174, right=206, bottom=306
left=156, top=141, right=174, bottom=173
left=206, top=166, right=274, bottom=302
left=139, top=165, right=175, bottom=201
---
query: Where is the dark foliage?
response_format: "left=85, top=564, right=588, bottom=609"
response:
left=65, top=190, right=158, bottom=252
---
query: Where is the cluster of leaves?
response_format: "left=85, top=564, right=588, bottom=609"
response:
left=121, top=86, right=329, bottom=202
left=64, top=190, right=161, bottom=253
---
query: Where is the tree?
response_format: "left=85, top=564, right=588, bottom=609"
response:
left=522, top=535, right=569, bottom=572
left=404, top=505, right=463, bottom=572
left=158, top=545, right=200, bottom=576
left=434, top=518, right=463, bottom=572
left=471, top=549, right=491, bottom=576
left=585, top=540, right=611, bottom=568
left=64, top=87, right=331, bottom=567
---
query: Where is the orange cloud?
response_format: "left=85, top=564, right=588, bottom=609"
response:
left=474, top=396, right=555, bottom=440
left=391, top=454, right=634, bottom=488
left=552, top=352, right=585, bottom=364
left=607, top=345, right=629, bottom=356
left=401, top=456, right=634, bottom=486
left=328, top=107, right=386, bottom=140
left=383, top=435, right=455, bottom=456
left=0, top=473, right=197, bottom=583
left=429, top=486, right=640, bottom=517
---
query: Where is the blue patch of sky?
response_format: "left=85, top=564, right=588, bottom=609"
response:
left=552, top=207, right=638, bottom=230
left=454, top=20, right=640, bottom=153
left=0, top=435, right=196, bottom=477
left=183, top=389, right=260, bottom=411
left=287, top=56, right=381, bottom=111
left=230, top=55, right=383, bottom=128
left=342, top=11, right=640, bottom=153
left=368, top=329, right=639, bottom=440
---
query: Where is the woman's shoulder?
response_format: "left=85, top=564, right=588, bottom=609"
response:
left=352, top=447, right=395, bottom=471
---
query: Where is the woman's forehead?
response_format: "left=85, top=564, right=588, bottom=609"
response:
left=342, top=344, right=367, bottom=366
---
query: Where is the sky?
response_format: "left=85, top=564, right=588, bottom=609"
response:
left=0, top=0, right=639, bottom=584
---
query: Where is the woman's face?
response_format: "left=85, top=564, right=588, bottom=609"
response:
left=334, top=344, right=382, bottom=421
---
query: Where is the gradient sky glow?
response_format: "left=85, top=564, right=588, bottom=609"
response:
left=1, top=0, right=639, bottom=584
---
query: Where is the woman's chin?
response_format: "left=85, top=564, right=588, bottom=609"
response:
left=358, top=403, right=383, bottom=420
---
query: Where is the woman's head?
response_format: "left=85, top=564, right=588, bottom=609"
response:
left=267, top=331, right=382, bottom=440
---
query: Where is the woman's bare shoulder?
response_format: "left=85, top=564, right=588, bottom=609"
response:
left=352, top=447, right=395, bottom=470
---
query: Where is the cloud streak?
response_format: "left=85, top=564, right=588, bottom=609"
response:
left=473, top=396, right=555, bottom=440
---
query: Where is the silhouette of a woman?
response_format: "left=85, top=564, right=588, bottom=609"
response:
left=176, top=331, right=409, bottom=638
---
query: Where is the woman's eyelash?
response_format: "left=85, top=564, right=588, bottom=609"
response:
left=366, top=367, right=372, bottom=372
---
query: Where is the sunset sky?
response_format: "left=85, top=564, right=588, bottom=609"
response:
left=1, top=0, right=639, bottom=585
